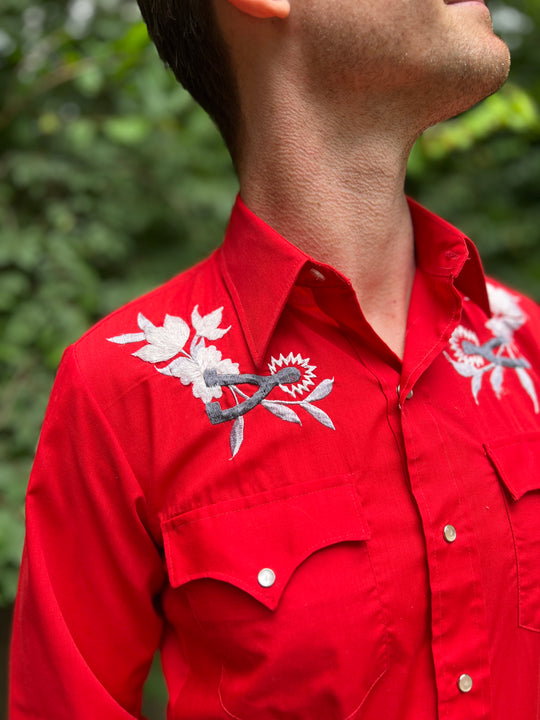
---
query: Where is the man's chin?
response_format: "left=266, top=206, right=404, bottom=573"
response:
left=426, top=39, right=511, bottom=126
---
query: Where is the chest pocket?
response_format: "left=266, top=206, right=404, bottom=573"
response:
left=485, top=433, right=540, bottom=632
left=162, top=474, right=388, bottom=720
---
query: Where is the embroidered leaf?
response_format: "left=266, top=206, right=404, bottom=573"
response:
left=261, top=401, right=302, bottom=425
left=471, top=371, right=483, bottom=404
left=137, top=313, right=155, bottom=333
left=490, top=365, right=504, bottom=397
left=192, top=305, right=231, bottom=341
left=301, top=402, right=335, bottom=430
left=132, top=344, right=182, bottom=363
left=516, top=367, right=540, bottom=413
left=229, top=416, right=245, bottom=459
left=107, top=332, right=145, bottom=344
left=305, top=377, right=334, bottom=402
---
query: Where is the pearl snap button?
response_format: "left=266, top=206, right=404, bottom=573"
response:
left=458, top=674, right=473, bottom=693
left=443, top=524, right=457, bottom=543
left=257, top=568, right=276, bottom=588
left=397, top=385, right=413, bottom=400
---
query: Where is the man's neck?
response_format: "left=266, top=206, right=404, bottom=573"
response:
left=238, top=105, right=417, bottom=359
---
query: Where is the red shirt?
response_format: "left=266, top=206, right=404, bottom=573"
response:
left=10, top=197, right=540, bottom=720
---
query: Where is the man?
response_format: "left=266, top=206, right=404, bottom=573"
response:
left=9, top=1, right=540, bottom=718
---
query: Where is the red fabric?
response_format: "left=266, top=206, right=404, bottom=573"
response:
left=9, top=196, right=540, bottom=719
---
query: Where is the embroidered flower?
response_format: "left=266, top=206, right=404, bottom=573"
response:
left=447, top=327, right=485, bottom=368
left=268, top=353, right=317, bottom=397
left=159, top=344, right=239, bottom=404
left=445, top=283, right=538, bottom=413
left=108, top=313, right=190, bottom=363
left=485, top=284, right=525, bottom=342
left=108, top=307, right=336, bottom=458
left=135, top=314, right=190, bottom=362
left=191, top=305, right=231, bottom=341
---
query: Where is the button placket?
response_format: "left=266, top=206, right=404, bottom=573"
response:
left=400, top=395, right=492, bottom=717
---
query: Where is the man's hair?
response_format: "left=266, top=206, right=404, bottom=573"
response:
left=136, top=0, right=241, bottom=163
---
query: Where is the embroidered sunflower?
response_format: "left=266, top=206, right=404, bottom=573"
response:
left=268, top=353, right=317, bottom=397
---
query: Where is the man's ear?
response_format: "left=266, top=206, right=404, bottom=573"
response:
left=225, top=0, right=290, bottom=19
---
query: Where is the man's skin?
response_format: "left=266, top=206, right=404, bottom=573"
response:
left=214, top=0, right=511, bottom=358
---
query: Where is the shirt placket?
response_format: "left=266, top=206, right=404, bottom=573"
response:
left=399, top=392, right=492, bottom=720
left=398, top=269, right=493, bottom=720
left=311, top=263, right=494, bottom=720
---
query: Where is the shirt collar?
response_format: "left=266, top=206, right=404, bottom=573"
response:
left=219, top=194, right=491, bottom=368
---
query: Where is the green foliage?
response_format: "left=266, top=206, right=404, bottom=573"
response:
left=0, top=0, right=238, bottom=608
left=407, top=0, right=540, bottom=299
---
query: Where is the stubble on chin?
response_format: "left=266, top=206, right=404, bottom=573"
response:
left=296, top=5, right=512, bottom=137
left=422, top=34, right=511, bottom=128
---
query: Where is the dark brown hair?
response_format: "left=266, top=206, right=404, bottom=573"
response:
left=136, top=0, right=241, bottom=162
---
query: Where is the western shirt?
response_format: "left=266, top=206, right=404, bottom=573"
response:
left=9, top=196, right=540, bottom=719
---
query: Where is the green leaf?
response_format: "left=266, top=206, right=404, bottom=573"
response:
left=103, top=115, right=151, bottom=145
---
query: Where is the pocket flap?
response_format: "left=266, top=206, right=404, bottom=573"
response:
left=161, top=474, right=369, bottom=610
left=484, top=432, right=540, bottom=501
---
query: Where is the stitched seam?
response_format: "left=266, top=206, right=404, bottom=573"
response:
left=423, top=401, right=491, bottom=716
left=164, top=482, right=363, bottom=531
left=167, top=533, right=370, bottom=610
left=499, top=488, right=523, bottom=627
left=403, top=285, right=461, bottom=391
left=168, top=533, right=366, bottom=591
left=164, top=524, right=175, bottom=583
left=218, top=664, right=246, bottom=720
left=485, top=441, right=540, bottom=498
left=70, top=346, right=157, bottom=526
left=218, top=249, right=260, bottom=364
left=405, top=411, right=451, bottom=720
left=495, top=474, right=540, bottom=633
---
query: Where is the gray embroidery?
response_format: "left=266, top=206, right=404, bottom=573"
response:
left=108, top=306, right=335, bottom=458
left=204, top=368, right=301, bottom=424
left=461, top=338, right=529, bottom=369
left=445, top=283, right=539, bottom=412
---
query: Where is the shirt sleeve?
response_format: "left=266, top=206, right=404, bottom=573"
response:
left=9, top=346, right=166, bottom=719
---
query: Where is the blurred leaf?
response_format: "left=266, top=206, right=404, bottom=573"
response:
left=103, top=115, right=151, bottom=144
left=0, top=0, right=237, bottom=618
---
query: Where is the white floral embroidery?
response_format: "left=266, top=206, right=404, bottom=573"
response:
left=158, top=345, right=239, bottom=404
left=445, top=283, right=539, bottom=412
left=135, top=314, right=190, bottom=363
left=191, top=305, right=231, bottom=341
left=448, top=327, right=485, bottom=368
left=268, top=353, right=317, bottom=397
left=108, top=308, right=237, bottom=404
left=108, top=306, right=335, bottom=457
left=485, top=284, right=526, bottom=341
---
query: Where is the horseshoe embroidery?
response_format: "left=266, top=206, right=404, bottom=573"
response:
left=107, top=306, right=335, bottom=457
